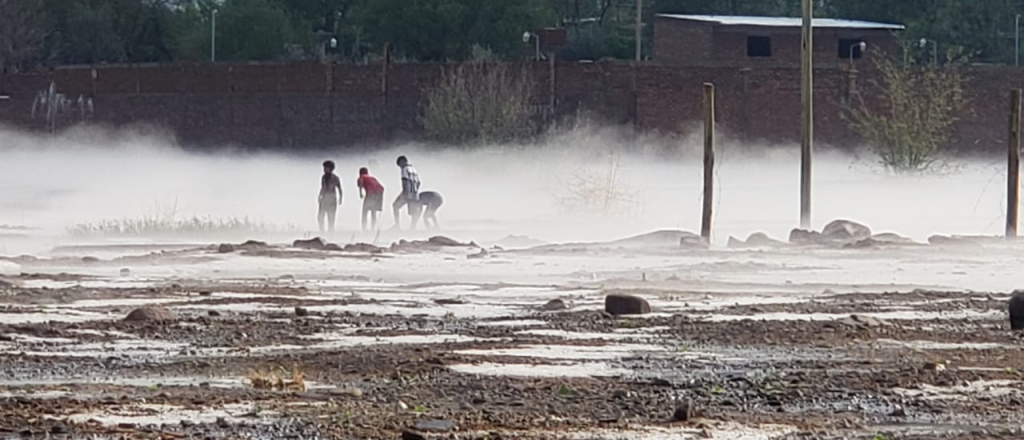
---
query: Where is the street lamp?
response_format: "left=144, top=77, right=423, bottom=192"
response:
left=522, top=31, right=540, bottom=61
left=849, top=41, right=867, bottom=66
left=320, top=37, right=337, bottom=62
left=210, top=9, right=217, bottom=62
left=919, top=37, right=937, bottom=65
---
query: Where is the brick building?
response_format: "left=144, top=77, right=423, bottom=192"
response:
left=653, top=14, right=903, bottom=67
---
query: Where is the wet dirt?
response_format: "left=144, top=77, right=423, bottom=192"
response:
left=0, top=245, right=1022, bottom=440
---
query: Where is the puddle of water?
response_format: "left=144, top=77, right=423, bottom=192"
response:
left=515, top=329, right=646, bottom=341
left=701, top=309, right=1002, bottom=322
left=893, top=380, right=1021, bottom=401
left=306, top=333, right=480, bottom=349
left=456, top=344, right=664, bottom=361
left=8, top=339, right=188, bottom=358
left=478, top=319, right=548, bottom=327
left=0, top=389, right=74, bottom=400
left=449, top=361, right=628, bottom=378
left=61, top=402, right=277, bottom=427
left=0, top=309, right=113, bottom=324
left=564, top=423, right=796, bottom=440
left=4, top=333, right=78, bottom=345
left=0, top=376, right=245, bottom=388
left=875, top=339, right=1010, bottom=350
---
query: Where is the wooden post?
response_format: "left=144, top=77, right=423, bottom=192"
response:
left=1009, top=89, right=1021, bottom=239
left=799, top=0, right=813, bottom=229
left=382, top=44, right=391, bottom=137
left=701, top=83, right=715, bottom=242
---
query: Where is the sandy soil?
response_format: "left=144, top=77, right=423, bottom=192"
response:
left=0, top=236, right=1023, bottom=440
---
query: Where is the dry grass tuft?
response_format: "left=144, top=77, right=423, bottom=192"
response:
left=248, top=364, right=306, bottom=392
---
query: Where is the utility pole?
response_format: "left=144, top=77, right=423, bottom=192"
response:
left=635, top=0, right=642, bottom=61
left=799, top=0, right=812, bottom=229
left=211, top=9, right=217, bottom=63
left=702, top=83, right=715, bottom=242
left=1016, top=14, right=1021, bottom=67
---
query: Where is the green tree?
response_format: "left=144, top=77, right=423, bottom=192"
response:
left=0, top=0, right=46, bottom=72
left=213, top=0, right=303, bottom=61
left=351, top=0, right=557, bottom=61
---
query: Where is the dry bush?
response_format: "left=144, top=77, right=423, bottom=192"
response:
left=422, top=62, right=536, bottom=145
left=553, top=149, right=641, bottom=215
left=844, top=51, right=967, bottom=173
left=248, top=364, right=306, bottom=392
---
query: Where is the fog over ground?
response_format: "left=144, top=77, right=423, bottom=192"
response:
left=0, top=123, right=1012, bottom=255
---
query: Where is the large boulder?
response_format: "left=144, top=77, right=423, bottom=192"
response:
left=293, top=237, right=328, bottom=251
left=1010, top=291, right=1024, bottom=330
left=731, top=232, right=786, bottom=248
left=822, top=220, right=872, bottom=242
left=605, top=294, right=651, bottom=316
left=124, top=306, right=178, bottom=322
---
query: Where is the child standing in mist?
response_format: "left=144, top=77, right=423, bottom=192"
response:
left=318, top=160, right=342, bottom=234
left=357, top=167, right=385, bottom=232
left=392, top=156, right=421, bottom=230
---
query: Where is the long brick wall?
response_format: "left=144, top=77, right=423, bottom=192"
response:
left=0, top=60, right=1020, bottom=154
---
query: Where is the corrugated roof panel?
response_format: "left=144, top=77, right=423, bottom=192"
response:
left=656, top=14, right=905, bottom=30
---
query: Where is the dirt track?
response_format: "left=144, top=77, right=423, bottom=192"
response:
left=1, top=240, right=1023, bottom=440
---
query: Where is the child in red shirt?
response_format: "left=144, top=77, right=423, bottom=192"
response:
left=357, top=167, right=385, bottom=232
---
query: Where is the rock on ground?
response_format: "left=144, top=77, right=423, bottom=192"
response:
left=1009, top=291, right=1024, bottom=330
left=295, top=307, right=310, bottom=317
left=605, top=294, right=651, bottom=316
left=835, top=314, right=892, bottom=329
left=217, top=243, right=235, bottom=253
left=672, top=399, right=693, bottom=421
left=343, top=243, right=385, bottom=253
left=542, top=299, right=568, bottom=311
left=124, top=306, right=178, bottom=322
left=729, top=232, right=786, bottom=248
left=822, top=219, right=872, bottom=241
left=293, top=237, right=328, bottom=251
left=789, top=228, right=824, bottom=245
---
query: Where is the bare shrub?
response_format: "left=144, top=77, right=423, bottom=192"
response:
left=844, top=52, right=967, bottom=173
left=553, top=149, right=641, bottom=215
left=422, top=62, right=536, bottom=144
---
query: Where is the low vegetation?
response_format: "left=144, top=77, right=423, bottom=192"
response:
left=422, top=61, right=537, bottom=145
left=844, top=50, right=967, bottom=173
left=248, top=364, right=306, bottom=392
left=67, top=215, right=300, bottom=238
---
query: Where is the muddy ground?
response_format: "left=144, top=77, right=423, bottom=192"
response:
left=0, top=240, right=1023, bottom=440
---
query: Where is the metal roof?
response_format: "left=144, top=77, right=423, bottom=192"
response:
left=656, top=14, right=905, bottom=30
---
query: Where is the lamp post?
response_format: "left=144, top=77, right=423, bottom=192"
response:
left=850, top=41, right=867, bottom=66
left=210, top=9, right=217, bottom=62
left=320, top=37, right=337, bottom=62
left=522, top=31, right=540, bottom=61
left=919, top=37, right=937, bottom=65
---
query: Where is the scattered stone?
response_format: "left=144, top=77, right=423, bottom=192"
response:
left=216, top=417, right=231, bottom=429
left=1010, top=290, right=1024, bottom=330
left=605, top=294, right=651, bottom=316
left=198, top=291, right=212, bottom=297
left=836, top=314, right=892, bottom=329
left=293, top=237, right=328, bottom=251
left=207, top=310, right=221, bottom=317
left=401, top=430, right=428, bottom=440
left=611, top=389, right=632, bottom=399
left=324, top=243, right=344, bottom=252
left=119, top=268, right=131, bottom=277
left=328, top=387, right=363, bottom=398
left=124, top=306, right=178, bottom=322
left=672, top=399, right=693, bottom=421
left=217, top=243, right=235, bottom=253
left=343, top=243, right=384, bottom=253
left=928, top=234, right=1002, bottom=246
left=788, top=228, right=824, bottom=245
left=295, top=307, right=310, bottom=317
left=746, top=232, right=786, bottom=247
left=541, top=299, right=568, bottom=311
left=822, top=219, right=872, bottom=241
left=81, top=256, right=100, bottom=263
left=428, top=236, right=466, bottom=247
left=679, top=233, right=709, bottom=249
left=467, top=248, right=489, bottom=259
left=239, top=240, right=269, bottom=249
left=414, top=420, right=456, bottom=432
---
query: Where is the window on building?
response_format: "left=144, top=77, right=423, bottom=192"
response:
left=839, top=39, right=865, bottom=59
left=747, top=36, right=772, bottom=57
